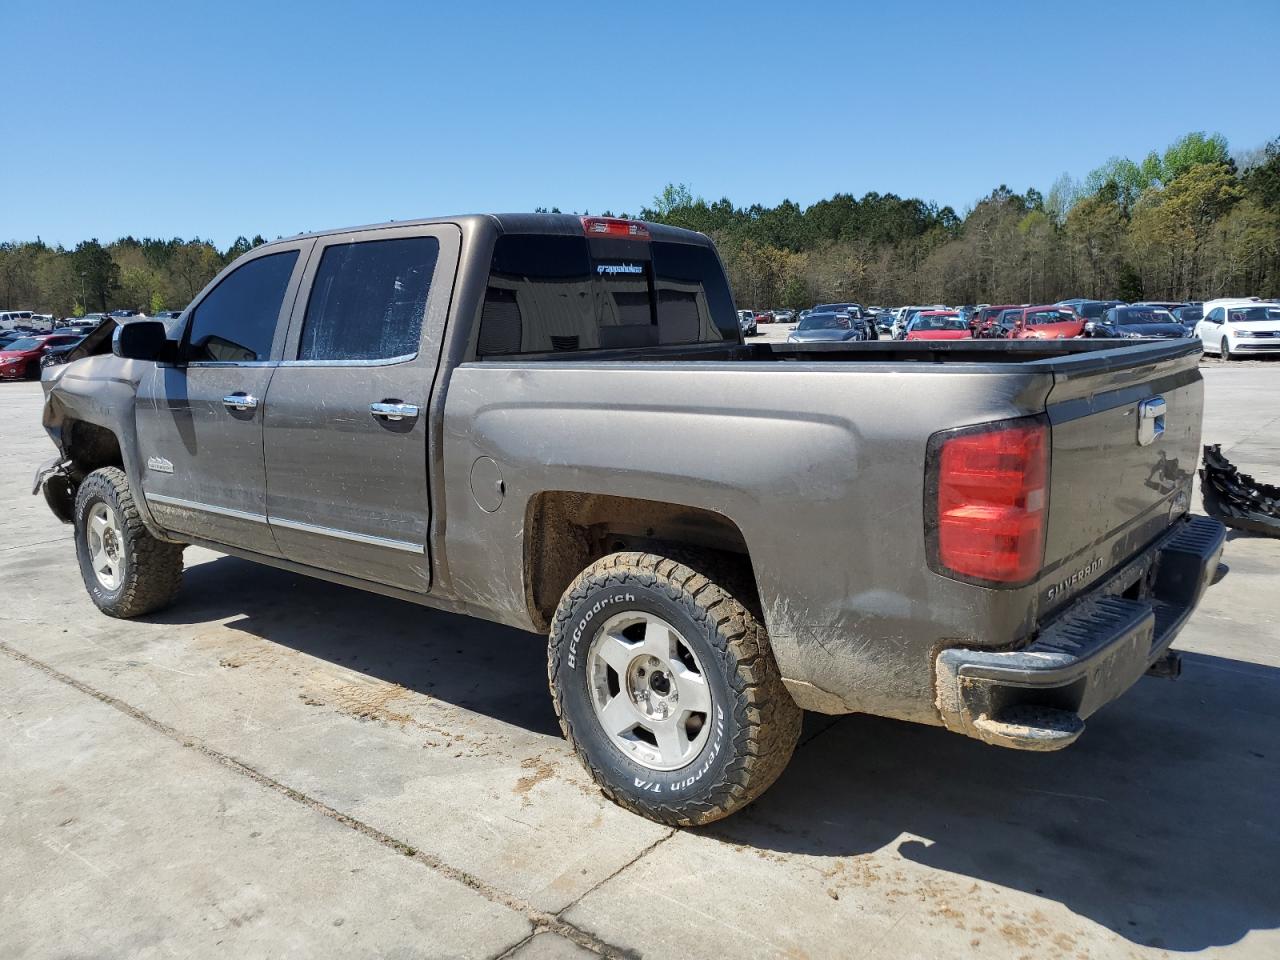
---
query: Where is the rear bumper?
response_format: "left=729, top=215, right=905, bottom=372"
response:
left=934, top=514, right=1226, bottom=751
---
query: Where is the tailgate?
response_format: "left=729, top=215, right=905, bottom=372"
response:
left=1039, top=341, right=1203, bottom=607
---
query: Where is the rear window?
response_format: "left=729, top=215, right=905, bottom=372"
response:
left=1115, top=308, right=1173, bottom=325
left=1026, top=309, right=1075, bottom=325
left=476, top=234, right=736, bottom=356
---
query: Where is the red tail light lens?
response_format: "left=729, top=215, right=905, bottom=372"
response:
left=929, top=419, right=1049, bottom=584
left=581, top=216, right=651, bottom=240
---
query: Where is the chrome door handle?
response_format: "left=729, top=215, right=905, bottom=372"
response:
left=370, top=402, right=419, bottom=422
left=223, top=393, right=258, bottom=411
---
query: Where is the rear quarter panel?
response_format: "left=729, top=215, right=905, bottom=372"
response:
left=441, top=360, right=1054, bottom=724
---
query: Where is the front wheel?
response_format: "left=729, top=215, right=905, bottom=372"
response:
left=74, top=467, right=185, bottom=618
left=548, top=552, right=802, bottom=826
left=1221, top=337, right=1235, bottom=361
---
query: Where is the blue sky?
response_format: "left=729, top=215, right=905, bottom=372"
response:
left=3, top=0, right=1278, bottom=248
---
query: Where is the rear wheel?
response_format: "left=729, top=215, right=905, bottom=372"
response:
left=1221, top=337, right=1234, bottom=361
left=74, top=467, right=184, bottom=618
left=548, top=552, right=802, bottom=826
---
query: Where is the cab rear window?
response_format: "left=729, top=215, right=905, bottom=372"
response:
left=477, top=234, right=737, bottom=356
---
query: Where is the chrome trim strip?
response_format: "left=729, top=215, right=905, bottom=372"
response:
left=185, top=354, right=419, bottom=369
left=146, top=493, right=268, bottom=524
left=276, top=353, right=418, bottom=368
left=186, top=361, right=278, bottom=368
left=269, top=515, right=424, bottom=554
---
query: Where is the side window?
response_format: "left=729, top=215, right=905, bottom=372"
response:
left=298, top=236, right=440, bottom=362
left=187, top=251, right=299, bottom=362
left=1208, top=308, right=1224, bottom=323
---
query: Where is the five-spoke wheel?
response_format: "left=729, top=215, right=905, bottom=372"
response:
left=587, top=612, right=713, bottom=771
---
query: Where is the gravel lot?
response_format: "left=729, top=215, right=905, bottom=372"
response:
left=2, top=368, right=1278, bottom=959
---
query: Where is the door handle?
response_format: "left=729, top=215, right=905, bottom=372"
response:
left=223, top=393, right=259, bottom=411
left=370, top=402, right=419, bottom=422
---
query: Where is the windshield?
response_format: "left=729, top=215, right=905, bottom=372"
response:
left=1228, top=306, right=1280, bottom=323
left=2, top=337, right=41, bottom=351
left=1026, top=309, right=1075, bottom=325
left=798, top=313, right=849, bottom=331
left=1078, top=302, right=1110, bottom=319
left=913, top=314, right=966, bottom=331
left=1115, top=308, right=1175, bottom=325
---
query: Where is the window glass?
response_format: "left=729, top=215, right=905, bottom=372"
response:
left=299, top=236, right=439, bottom=361
left=187, top=251, right=298, bottom=362
left=653, top=241, right=738, bottom=344
left=477, top=234, right=736, bottom=356
left=1227, top=306, right=1280, bottom=323
left=1026, top=309, right=1073, bottom=325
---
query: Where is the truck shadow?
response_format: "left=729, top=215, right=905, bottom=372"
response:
left=147, top=555, right=1276, bottom=952
left=707, top=651, right=1279, bottom=953
left=144, top=553, right=563, bottom=738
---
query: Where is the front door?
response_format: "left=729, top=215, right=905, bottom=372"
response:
left=262, top=224, right=460, bottom=591
left=135, top=243, right=311, bottom=556
left=1199, top=306, right=1225, bottom=351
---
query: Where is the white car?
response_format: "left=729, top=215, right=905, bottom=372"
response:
left=1196, top=299, right=1280, bottom=360
left=0, top=310, right=34, bottom=331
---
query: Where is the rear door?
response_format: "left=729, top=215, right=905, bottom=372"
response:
left=262, top=224, right=460, bottom=592
left=136, top=243, right=311, bottom=556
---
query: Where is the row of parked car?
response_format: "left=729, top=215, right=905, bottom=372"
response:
left=743, top=298, right=1280, bottom=358
left=0, top=308, right=189, bottom=380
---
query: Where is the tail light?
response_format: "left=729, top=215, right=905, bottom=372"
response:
left=926, top=418, right=1049, bottom=585
left=581, top=216, right=650, bottom=240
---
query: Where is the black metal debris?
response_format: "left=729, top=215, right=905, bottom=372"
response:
left=1200, top=444, right=1280, bottom=537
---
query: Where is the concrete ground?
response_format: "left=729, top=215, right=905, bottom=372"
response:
left=2, top=366, right=1278, bottom=960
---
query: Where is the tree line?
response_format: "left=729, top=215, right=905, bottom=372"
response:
left=640, top=131, right=1280, bottom=309
left=0, top=234, right=266, bottom=317
left=3, top=131, right=1278, bottom=317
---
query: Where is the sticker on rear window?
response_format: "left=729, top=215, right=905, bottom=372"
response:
left=597, top=263, right=644, bottom=276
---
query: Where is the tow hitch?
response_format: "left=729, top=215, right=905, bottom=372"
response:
left=1146, top=651, right=1182, bottom=679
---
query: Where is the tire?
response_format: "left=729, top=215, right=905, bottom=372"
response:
left=74, top=466, right=184, bottom=618
left=26, top=360, right=40, bottom=380
left=1221, top=337, right=1234, bottom=361
left=548, top=552, right=802, bottom=826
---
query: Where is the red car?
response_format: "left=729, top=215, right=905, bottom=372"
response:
left=0, top=334, right=81, bottom=380
left=904, top=310, right=972, bottom=341
left=755, top=310, right=774, bottom=324
left=1005, top=305, right=1085, bottom=340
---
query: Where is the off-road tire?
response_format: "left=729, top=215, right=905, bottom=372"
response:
left=548, top=552, right=802, bottom=826
left=74, top=467, right=184, bottom=618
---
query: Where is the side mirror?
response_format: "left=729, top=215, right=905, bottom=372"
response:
left=112, top=320, right=175, bottom=362
left=1084, top=321, right=1097, bottom=335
